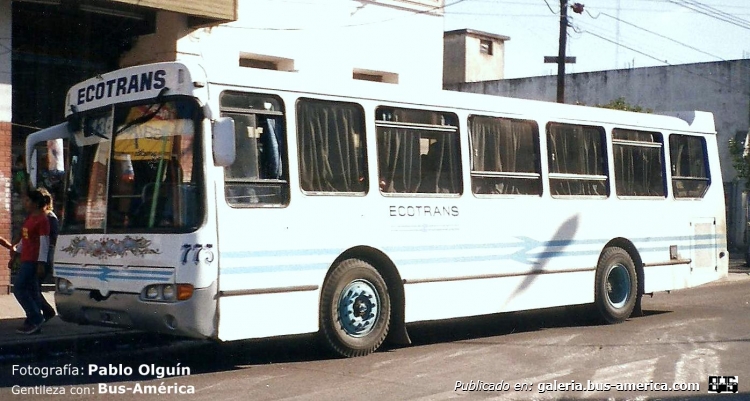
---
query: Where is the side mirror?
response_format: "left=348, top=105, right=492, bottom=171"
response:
left=26, top=122, right=70, bottom=189
left=212, top=117, right=236, bottom=167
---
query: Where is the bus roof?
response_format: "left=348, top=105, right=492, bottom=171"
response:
left=203, top=62, right=716, bottom=135
left=65, top=61, right=716, bottom=135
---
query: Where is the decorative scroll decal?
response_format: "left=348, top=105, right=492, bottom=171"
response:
left=61, top=236, right=161, bottom=259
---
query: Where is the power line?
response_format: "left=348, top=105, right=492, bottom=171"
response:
left=541, top=0, right=558, bottom=15
left=667, top=0, right=750, bottom=30
left=581, top=8, right=750, bottom=81
left=597, top=12, right=726, bottom=63
left=679, top=0, right=750, bottom=26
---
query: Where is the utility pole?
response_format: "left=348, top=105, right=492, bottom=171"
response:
left=556, top=0, right=568, bottom=104
left=544, top=1, right=582, bottom=104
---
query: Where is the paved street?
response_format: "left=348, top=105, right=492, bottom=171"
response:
left=0, top=274, right=748, bottom=400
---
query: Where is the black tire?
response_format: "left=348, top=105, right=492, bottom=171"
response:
left=320, top=259, right=391, bottom=357
left=594, top=247, right=638, bottom=324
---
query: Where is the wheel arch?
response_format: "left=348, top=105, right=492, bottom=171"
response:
left=325, top=246, right=411, bottom=346
left=601, top=237, right=645, bottom=312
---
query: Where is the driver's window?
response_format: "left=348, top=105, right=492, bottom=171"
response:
left=220, top=91, right=289, bottom=207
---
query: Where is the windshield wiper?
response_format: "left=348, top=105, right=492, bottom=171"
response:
left=114, top=87, right=170, bottom=134
left=70, top=104, right=109, bottom=140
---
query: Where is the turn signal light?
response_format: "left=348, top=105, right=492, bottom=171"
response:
left=177, top=284, right=194, bottom=300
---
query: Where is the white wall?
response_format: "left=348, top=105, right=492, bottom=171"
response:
left=463, top=36, right=505, bottom=82
left=123, top=0, right=444, bottom=90
left=0, top=0, right=11, bottom=121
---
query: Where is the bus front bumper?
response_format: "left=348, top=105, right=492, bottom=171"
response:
left=54, top=281, right=218, bottom=339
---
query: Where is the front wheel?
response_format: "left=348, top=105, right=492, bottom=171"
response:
left=320, top=259, right=391, bottom=357
left=594, top=247, right=638, bottom=324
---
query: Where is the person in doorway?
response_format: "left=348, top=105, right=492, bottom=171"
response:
left=1, top=189, right=51, bottom=334
left=11, top=154, right=29, bottom=196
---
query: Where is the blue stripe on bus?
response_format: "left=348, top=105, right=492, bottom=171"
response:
left=56, top=272, right=172, bottom=282
left=220, top=234, right=721, bottom=260
left=55, top=266, right=173, bottom=282
left=56, top=268, right=172, bottom=276
left=218, top=236, right=723, bottom=275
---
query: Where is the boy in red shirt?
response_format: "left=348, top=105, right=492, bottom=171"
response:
left=10, top=189, right=50, bottom=334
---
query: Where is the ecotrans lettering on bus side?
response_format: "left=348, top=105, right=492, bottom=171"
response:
left=389, top=205, right=459, bottom=217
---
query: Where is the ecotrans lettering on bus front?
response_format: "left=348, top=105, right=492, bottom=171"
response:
left=76, top=69, right=167, bottom=106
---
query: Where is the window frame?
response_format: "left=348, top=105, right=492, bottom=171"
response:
left=220, top=91, right=290, bottom=208
left=295, top=97, right=369, bottom=196
left=375, top=106, right=463, bottom=197
left=62, top=96, right=206, bottom=234
left=546, top=122, right=609, bottom=198
left=479, top=39, right=493, bottom=56
left=611, top=128, right=667, bottom=199
left=668, top=134, right=711, bottom=199
left=468, top=114, right=542, bottom=197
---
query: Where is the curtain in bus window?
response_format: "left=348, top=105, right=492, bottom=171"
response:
left=613, top=130, right=665, bottom=197
left=547, top=124, right=607, bottom=196
left=378, top=127, right=461, bottom=194
left=469, top=116, right=540, bottom=195
left=261, top=118, right=283, bottom=179
left=378, top=128, right=422, bottom=193
left=419, top=135, right=462, bottom=194
left=297, top=101, right=367, bottom=193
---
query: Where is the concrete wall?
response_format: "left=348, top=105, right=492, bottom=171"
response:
left=0, top=0, right=11, bottom=293
left=447, top=60, right=750, bottom=248
left=463, top=35, right=505, bottom=82
left=443, top=34, right=467, bottom=85
left=120, top=11, right=183, bottom=67
left=122, top=0, right=445, bottom=90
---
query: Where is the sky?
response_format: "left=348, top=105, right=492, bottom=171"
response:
left=442, top=0, right=750, bottom=79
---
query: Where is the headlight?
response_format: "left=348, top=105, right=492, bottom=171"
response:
left=141, top=284, right=191, bottom=302
left=146, top=286, right=159, bottom=299
left=56, top=278, right=74, bottom=294
left=162, top=285, right=175, bottom=300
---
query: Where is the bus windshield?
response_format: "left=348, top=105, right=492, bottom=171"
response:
left=63, top=97, right=203, bottom=233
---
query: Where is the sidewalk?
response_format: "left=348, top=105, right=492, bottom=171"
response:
left=0, top=257, right=748, bottom=359
left=0, top=291, right=134, bottom=357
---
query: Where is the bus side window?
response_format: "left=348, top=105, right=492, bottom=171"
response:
left=376, top=107, right=462, bottom=195
left=669, top=134, right=709, bottom=198
left=612, top=129, right=665, bottom=198
left=469, top=115, right=542, bottom=196
left=220, top=92, right=289, bottom=207
left=547, top=123, right=608, bottom=198
left=296, top=98, right=368, bottom=194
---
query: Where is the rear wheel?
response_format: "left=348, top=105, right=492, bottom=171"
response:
left=594, top=247, right=638, bottom=324
left=320, top=259, right=391, bottom=357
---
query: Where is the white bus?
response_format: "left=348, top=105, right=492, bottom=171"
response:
left=26, top=61, right=728, bottom=357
